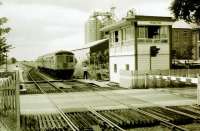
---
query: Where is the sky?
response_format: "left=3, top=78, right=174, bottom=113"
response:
left=0, top=0, right=173, bottom=60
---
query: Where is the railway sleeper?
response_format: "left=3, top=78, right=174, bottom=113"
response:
left=144, top=107, right=193, bottom=125
left=74, top=113, right=91, bottom=128
left=128, top=109, right=155, bottom=123
left=101, top=112, right=123, bottom=126
left=82, top=112, right=98, bottom=125
left=67, top=113, right=84, bottom=129
left=182, top=106, right=200, bottom=116
left=106, top=112, right=130, bottom=127
left=143, top=108, right=174, bottom=121
left=169, top=106, right=200, bottom=118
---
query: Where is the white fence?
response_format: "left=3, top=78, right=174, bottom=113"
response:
left=119, top=69, right=199, bottom=89
left=0, top=72, right=20, bottom=131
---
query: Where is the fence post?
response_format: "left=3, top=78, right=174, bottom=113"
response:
left=197, top=75, right=200, bottom=105
left=145, top=73, right=148, bottom=89
left=15, top=71, right=20, bottom=131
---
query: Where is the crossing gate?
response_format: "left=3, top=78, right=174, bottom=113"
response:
left=0, top=72, right=20, bottom=131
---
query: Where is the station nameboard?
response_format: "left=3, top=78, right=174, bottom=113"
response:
left=137, top=21, right=173, bottom=26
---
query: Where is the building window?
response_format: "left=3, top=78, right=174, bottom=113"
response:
left=199, top=30, right=200, bottom=41
left=183, top=31, right=188, bottom=37
left=114, top=64, right=117, bottom=73
left=125, top=64, right=129, bottom=71
left=122, top=28, right=126, bottom=41
left=174, top=31, right=179, bottom=42
left=160, top=26, right=168, bottom=38
left=120, top=29, right=123, bottom=44
left=138, top=26, right=167, bottom=39
left=125, top=27, right=132, bottom=40
left=114, top=31, right=119, bottom=42
left=198, top=47, right=200, bottom=58
left=147, top=26, right=160, bottom=39
left=138, top=26, right=146, bottom=38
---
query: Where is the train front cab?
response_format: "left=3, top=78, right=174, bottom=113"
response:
left=55, top=51, right=76, bottom=79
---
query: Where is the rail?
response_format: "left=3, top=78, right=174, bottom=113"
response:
left=28, top=68, right=126, bottom=130
left=92, top=91, right=191, bottom=131
left=27, top=70, right=79, bottom=131
left=28, top=69, right=63, bottom=93
left=27, top=68, right=196, bottom=131
left=134, top=108, right=189, bottom=131
left=88, top=108, right=126, bottom=131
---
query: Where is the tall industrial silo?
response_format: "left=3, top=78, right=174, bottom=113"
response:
left=85, top=16, right=102, bottom=44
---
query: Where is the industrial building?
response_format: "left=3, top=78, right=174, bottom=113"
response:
left=85, top=7, right=116, bottom=44
left=72, top=8, right=116, bottom=78
left=100, top=10, right=174, bottom=87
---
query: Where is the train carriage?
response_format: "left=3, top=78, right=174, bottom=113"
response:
left=36, top=50, right=76, bottom=79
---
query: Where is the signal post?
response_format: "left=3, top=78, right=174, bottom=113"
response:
left=150, top=46, right=160, bottom=70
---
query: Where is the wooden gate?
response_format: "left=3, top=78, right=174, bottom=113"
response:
left=0, top=72, right=20, bottom=131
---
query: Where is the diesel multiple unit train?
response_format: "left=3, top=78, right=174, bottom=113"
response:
left=36, top=50, right=76, bottom=79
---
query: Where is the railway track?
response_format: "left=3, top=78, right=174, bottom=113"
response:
left=23, top=68, right=126, bottom=131
left=90, top=91, right=199, bottom=131
left=27, top=69, right=64, bottom=94
left=21, top=106, right=200, bottom=131
left=20, top=68, right=200, bottom=131
left=27, top=68, right=79, bottom=131
left=21, top=68, right=120, bottom=95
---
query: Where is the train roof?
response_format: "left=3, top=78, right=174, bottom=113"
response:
left=55, top=50, right=74, bottom=55
left=37, top=50, right=74, bottom=59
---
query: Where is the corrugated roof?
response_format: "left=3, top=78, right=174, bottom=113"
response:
left=71, top=39, right=108, bottom=51
left=172, top=20, right=200, bottom=29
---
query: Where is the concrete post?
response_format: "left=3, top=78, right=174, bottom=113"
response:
left=197, top=76, right=200, bottom=105
left=145, top=73, right=148, bottom=89
left=15, top=71, right=20, bottom=131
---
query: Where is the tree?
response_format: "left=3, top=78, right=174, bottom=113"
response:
left=170, top=0, right=200, bottom=23
left=103, top=49, right=109, bottom=64
left=0, top=17, right=11, bottom=66
left=97, top=51, right=103, bottom=65
left=10, top=57, right=17, bottom=64
left=90, top=52, right=97, bottom=66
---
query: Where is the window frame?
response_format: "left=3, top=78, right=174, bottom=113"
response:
left=198, top=30, right=200, bottom=41
left=199, top=46, right=200, bottom=58
left=125, top=64, right=129, bottom=71
left=114, top=30, right=119, bottom=42
left=114, top=64, right=117, bottom=73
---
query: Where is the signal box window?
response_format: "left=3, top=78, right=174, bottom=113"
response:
left=126, top=64, right=129, bottom=71
left=114, top=64, right=117, bottom=73
left=114, top=31, right=119, bottom=42
left=138, top=26, right=166, bottom=39
left=199, top=30, right=200, bottom=41
left=199, top=47, right=200, bottom=58
left=138, top=26, right=146, bottom=38
left=148, top=26, right=160, bottom=39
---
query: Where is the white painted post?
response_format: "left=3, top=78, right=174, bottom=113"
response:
left=145, top=73, right=148, bottom=89
left=197, top=75, right=200, bottom=105
left=14, top=70, right=20, bottom=131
